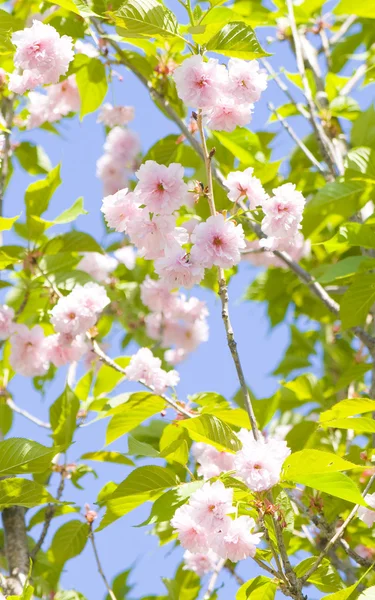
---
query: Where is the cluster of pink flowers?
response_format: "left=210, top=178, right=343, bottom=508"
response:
left=26, top=75, right=80, bottom=129
left=234, top=429, right=291, bottom=492
left=192, top=442, right=235, bottom=479
left=171, top=480, right=262, bottom=562
left=173, top=56, right=267, bottom=132
left=125, top=347, right=179, bottom=394
left=50, top=282, right=109, bottom=337
left=183, top=549, right=219, bottom=576
left=141, top=277, right=209, bottom=365
left=78, top=252, right=118, bottom=283
left=96, top=108, right=140, bottom=196
left=358, top=493, right=375, bottom=527
left=9, top=20, right=74, bottom=94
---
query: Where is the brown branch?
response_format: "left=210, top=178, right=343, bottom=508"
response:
left=30, top=472, right=65, bottom=560
left=1, top=506, right=29, bottom=595
left=339, top=538, right=374, bottom=569
left=89, top=524, right=118, bottom=600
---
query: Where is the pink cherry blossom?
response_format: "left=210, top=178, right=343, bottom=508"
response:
left=10, top=324, right=49, bottom=377
left=26, top=91, right=59, bottom=129
left=125, top=347, right=179, bottom=393
left=261, top=183, right=305, bottom=246
left=358, top=493, right=375, bottom=527
left=101, top=188, right=141, bottom=233
left=46, top=333, right=88, bottom=368
left=155, top=248, right=204, bottom=290
left=183, top=549, right=219, bottom=575
left=74, top=282, right=111, bottom=315
left=47, top=75, right=80, bottom=116
left=114, top=246, right=136, bottom=270
left=211, top=516, right=262, bottom=562
left=171, top=504, right=209, bottom=553
left=189, top=480, right=235, bottom=531
left=78, top=252, right=118, bottom=283
left=192, top=443, right=235, bottom=480
left=98, top=103, right=135, bottom=128
left=241, top=239, right=283, bottom=268
left=0, top=305, right=15, bottom=340
left=224, top=167, right=268, bottom=207
left=75, top=39, right=99, bottom=58
left=135, top=161, right=188, bottom=215
left=227, top=59, right=268, bottom=104
left=183, top=217, right=200, bottom=236
left=190, top=214, right=245, bottom=269
left=205, top=97, right=253, bottom=132
left=173, top=55, right=228, bottom=108
left=9, top=20, right=74, bottom=93
left=50, top=283, right=109, bottom=337
left=234, top=430, right=290, bottom=492
left=127, top=213, right=188, bottom=260
left=172, top=295, right=208, bottom=323
left=140, top=276, right=179, bottom=313
left=162, top=318, right=209, bottom=353
left=96, top=154, right=129, bottom=196
left=164, top=347, right=187, bottom=365
left=104, top=127, right=141, bottom=165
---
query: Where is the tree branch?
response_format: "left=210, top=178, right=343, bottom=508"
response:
left=89, top=524, right=118, bottom=600
left=203, top=558, right=226, bottom=600
left=260, top=59, right=310, bottom=119
left=30, top=471, right=66, bottom=560
left=1, top=506, right=29, bottom=595
left=6, top=398, right=51, bottom=430
left=339, top=538, right=374, bottom=569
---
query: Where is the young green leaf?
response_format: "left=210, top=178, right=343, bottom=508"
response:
left=0, top=438, right=60, bottom=475
left=179, top=413, right=242, bottom=452
left=0, top=478, right=59, bottom=509
left=106, top=392, right=166, bottom=445
left=50, top=386, right=80, bottom=450
left=206, top=21, right=270, bottom=59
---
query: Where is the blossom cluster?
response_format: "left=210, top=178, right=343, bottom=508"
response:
left=96, top=105, right=140, bottom=196
left=224, top=168, right=306, bottom=254
left=26, top=75, right=80, bottom=129
left=124, top=347, right=179, bottom=395
left=9, top=20, right=74, bottom=94
left=4, top=283, right=109, bottom=378
left=171, top=480, right=262, bottom=563
left=141, top=277, right=209, bottom=365
left=173, top=56, right=267, bottom=132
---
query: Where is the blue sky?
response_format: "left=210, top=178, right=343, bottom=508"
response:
left=3, top=2, right=368, bottom=598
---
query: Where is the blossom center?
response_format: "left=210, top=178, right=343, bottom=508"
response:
left=212, top=235, right=223, bottom=247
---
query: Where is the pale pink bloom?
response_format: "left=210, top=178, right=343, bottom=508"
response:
left=164, top=348, right=187, bottom=365
left=173, top=55, right=228, bottom=108
left=234, top=430, right=290, bottom=492
left=191, top=214, right=245, bottom=269
left=101, top=188, right=141, bottom=233
left=135, top=161, right=188, bottom=215
left=98, top=103, right=135, bottom=128
left=192, top=443, right=235, bottom=480
left=183, top=217, right=200, bottom=236
left=189, top=481, right=235, bottom=531
left=355, top=545, right=375, bottom=560
left=47, top=75, right=80, bottom=116
left=104, top=127, right=141, bottom=165
left=127, top=213, right=188, bottom=260
left=10, top=324, right=49, bottom=377
left=171, top=296, right=208, bottom=323
left=50, top=294, right=97, bottom=337
left=185, top=182, right=201, bottom=209
left=212, top=516, right=262, bottom=562
left=163, top=319, right=209, bottom=353
left=224, top=167, right=268, bottom=207
left=0, top=305, right=15, bottom=340
left=358, top=493, right=375, bottom=527
left=9, top=20, right=74, bottom=92
left=145, top=312, right=163, bottom=341
left=261, top=183, right=305, bottom=243
left=96, top=154, right=129, bottom=196
left=155, top=248, right=204, bottom=290
left=140, top=276, right=178, bottom=313
left=171, top=504, right=209, bottom=552
left=183, top=550, right=219, bottom=575
left=227, top=59, right=268, bottom=104
left=243, top=234, right=310, bottom=268
left=75, top=39, right=99, bottom=57
left=46, top=333, right=87, bottom=367
left=125, top=347, right=179, bottom=393
left=26, top=91, right=58, bottom=129
left=74, top=282, right=110, bottom=315
left=78, top=252, right=118, bottom=283
left=205, top=97, right=253, bottom=132
left=114, top=246, right=136, bottom=270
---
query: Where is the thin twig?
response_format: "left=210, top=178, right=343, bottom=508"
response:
left=6, top=398, right=51, bottom=429
left=89, top=524, right=118, bottom=600
left=268, top=102, right=325, bottom=173
left=340, top=63, right=367, bottom=96
left=224, top=563, right=245, bottom=586
left=330, top=15, right=356, bottom=46
left=203, top=558, right=226, bottom=600
left=261, top=59, right=310, bottom=119
left=339, top=539, right=374, bottom=569
left=196, top=110, right=260, bottom=441
left=301, top=473, right=375, bottom=582
left=30, top=473, right=65, bottom=560
left=0, top=96, right=14, bottom=244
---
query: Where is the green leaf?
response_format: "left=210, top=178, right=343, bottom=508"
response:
left=113, top=0, right=180, bottom=39
left=324, top=222, right=375, bottom=252
left=334, top=0, right=375, bottom=18
left=106, top=392, right=166, bottom=445
left=52, top=197, right=87, bottom=225
left=179, top=414, right=241, bottom=453
left=28, top=505, right=78, bottom=530
left=75, top=58, right=107, bottom=119
left=322, top=583, right=361, bottom=599
left=320, top=416, right=375, bottom=433
left=48, top=520, right=89, bottom=565
left=160, top=438, right=189, bottom=465
left=320, top=398, right=375, bottom=423
left=0, top=438, right=59, bottom=475
left=93, top=357, right=130, bottom=396
left=340, top=273, right=375, bottom=329
left=317, top=256, right=375, bottom=284
left=0, top=478, right=58, bottom=509
left=81, top=451, right=134, bottom=466
left=295, top=557, right=343, bottom=593
left=351, top=106, right=375, bottom=149
left=14, top=142, right=52, bottom=175
left=282, top=450, right=358, bottom=479
left=127, top=435, right=160, bottom=457
left=43, top=231, right=103, bottom=254
left=0, top=401, right=12, bottom=436
left=236, top=576, right=277, bottom=600
left=50, top=386, right=80, bottom=450
left=290, top=472, right=367, bottom=505
left=206, top=21, right=270, bottom=59
left=0, top=215, right=20, bottom=231
left=98, top=465, right=179, bottom=529
left=345, top=147, right=375, bottom=183
left=25, top=164, right=61, bottom=220
left=45, top=0, right=98, bottom=16
left=55, top=592, right=87, bottom=600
